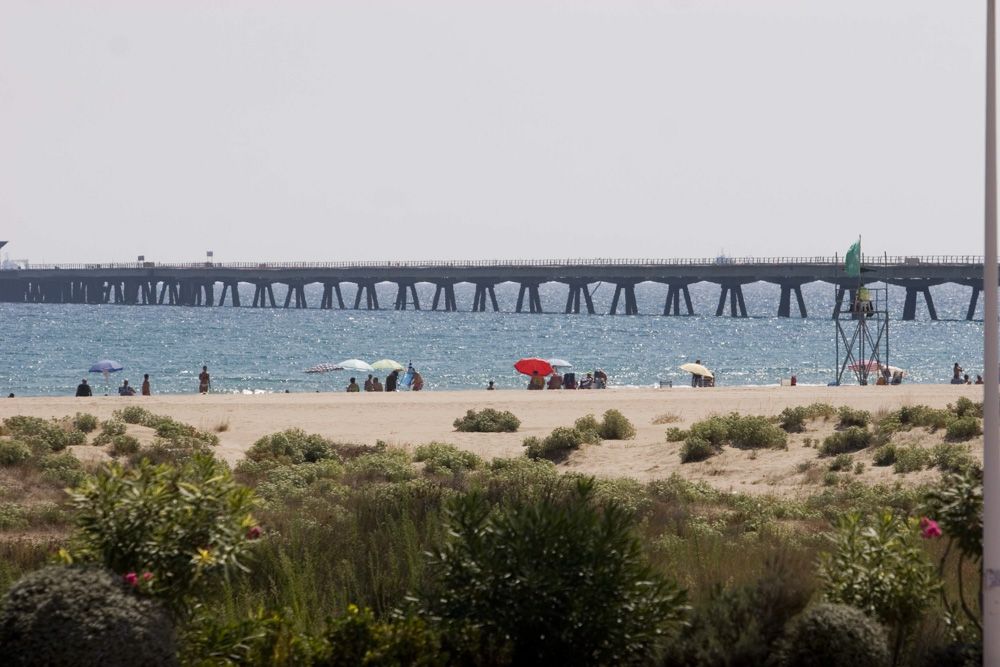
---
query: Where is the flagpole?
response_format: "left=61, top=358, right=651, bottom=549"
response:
left=984, top=2, right=1000, bottom=665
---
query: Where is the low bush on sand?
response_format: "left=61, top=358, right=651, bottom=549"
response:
left=819, top=428, right=872, bottom=456
left=453, top=408, right=521, bottom=433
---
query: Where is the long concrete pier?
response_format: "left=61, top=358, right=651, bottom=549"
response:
left=0, top=255, right=985, bottom=320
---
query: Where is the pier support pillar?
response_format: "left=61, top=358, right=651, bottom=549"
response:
left=219, top=281, right=241, bottom=307
left=899, top=281, right=939, bottom=321
left=282, top=282, right=307, bottom=309
left=516, top=282, right=543, bottom=313
left=472, top=283, right=500, bottom=312
left=353, top=282, right=380, bottom=310
left=320, top=282, right=345, bottom=309
left=968, top=285, right=981, bottom=320
left=431, top=282, right=458, bottom=311
left=609, top=282, right=639, bottom=315
left=251, top=283, right=277, bottom=308
left=394, top=282, right=421, bottom=310
left=777, top=283, right=807, bottom=318
left=663, top=283, right=695, bottom=316
left=715, top=282, right=748, bottom=317
left=564, top=282, right=595, bottom=314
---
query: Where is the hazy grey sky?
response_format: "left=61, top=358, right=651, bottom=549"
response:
left=0, top=1, right=988, bottom=263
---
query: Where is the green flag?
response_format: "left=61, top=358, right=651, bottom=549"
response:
left=845, top=240, right=861, bottom=277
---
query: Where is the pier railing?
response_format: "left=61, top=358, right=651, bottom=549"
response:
left=1, top=255, right=985, bottom=271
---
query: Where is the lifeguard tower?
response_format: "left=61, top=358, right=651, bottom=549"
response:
left=834, top=244, right=890, bottom=385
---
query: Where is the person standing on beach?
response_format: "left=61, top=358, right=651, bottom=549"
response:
left=952, top=362, right=964, bottom=384
left=487, top=380, right=495, bottom=390
left=75, top=378, right=92, bottom=397
left=141, top=374, right=151, bottom=396
left=386, top=370, right=399, bottom=392
left=691, top=360, right=705, bottom=388
left=199, top=366, right=211, bottom=394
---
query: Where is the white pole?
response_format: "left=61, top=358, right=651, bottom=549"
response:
left=984, top=1, right=1000, bottom=665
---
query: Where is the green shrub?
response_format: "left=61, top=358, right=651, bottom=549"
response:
left=344, top=449, right=415, bottom=483
left=680, top=436, right=719, bottom=463
left=324, top=605, right=445, bottom=667
left=39, top=453, right=87, bottom=487
left=819, top=427, right=872, bottom=456
left=574, top=414, right=601, bottom=437
left=728, top=415, right=787, bottom=450
left=72, top=413, right=99, bottom=433
left=689, top=415, right=732, bottom=446
left=246, top=428, right=340, bottom=465
left=0, top=565, right=177, bottom=667
left=872, top=445, right=897, bottom=467
left=181, top=608, right=323, bottom=666
left=803, top=403, right=838, bottom=420
left=665, top=427, right=688, bottom=442
left=421, top=479, right=688, bottom=664
left=0, top=440, right=31, bottom=466
left=113, top=405, right=153, bottom=425
left=893, top=446, right=932, bottom=474
left=931, top=444, right=976, bottom=473
left=828, top=454, right=852, bottom=472
left=109, top=434, right=141, bottom=457
left=2, top=416, right=69, bottom=452
left=776, top=603, right=889, bottom=667
left=453, top=408, right=521, bottom=433
left=837, top=406, right=871, bottom=428
left=66, top=454, right=258, bottom=615
left=414, top=443, right=483, bottom=474
left=129, top=437, right=214, bottom=467
left=101, top=419, right=127, bottom=437
left=778, top=406, right=807, bottom=433
left=819, top=512, right=939, bottom=663
left=598, top=409, right=636, bottom=440
left=523, top=427, right=591, bottom=462
left=949, top=397, right=982, bottom=419
left=0, top=502, right=28, bottom=530
left=945, top=416, right=982, bottom=442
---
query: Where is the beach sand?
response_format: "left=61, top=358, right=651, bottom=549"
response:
left=0, top=385, right=984, bottom=495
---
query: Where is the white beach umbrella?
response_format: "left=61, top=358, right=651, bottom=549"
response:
left=337, top=359, right=375, bottom=373
left=679, top=362, right=713, bottom=378
left=371, top=359, right=405, bottom=371
left=548, top=358, right=573, bottom=368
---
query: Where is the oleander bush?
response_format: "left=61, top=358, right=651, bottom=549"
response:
left=453, top=408, right=521, bottom=433
left=72, top=412, right=99, bottom=433
left=414, top=442, right=483, bottom=475
left=65, top=454, right=258, bottom=615
left=837, top=406, right=871, bottom=429
left=820, top=427, right=872, bottom=456
left=0, top=565, right=178, bottom=667
left=946, top=416, right=982, bottom=442
left=420, top=479, right=688, bottom=665
left=775, top=603, right=890, bottom=667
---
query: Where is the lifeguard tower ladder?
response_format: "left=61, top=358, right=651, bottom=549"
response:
left=834, top=281, right=890, bottom=385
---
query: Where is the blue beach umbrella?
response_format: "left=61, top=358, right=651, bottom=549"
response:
left=89, top=359, right=124, bottom=374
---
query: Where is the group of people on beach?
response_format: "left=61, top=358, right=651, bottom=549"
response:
left=74, top=366, right=211, bottom=397
left=520, top=368, right=608, bottom=390
left=952, top=362, right=984, bottom=385
left=346, top=365, right=424, bottom=393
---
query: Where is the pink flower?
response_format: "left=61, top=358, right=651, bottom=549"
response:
left=142, top=571, right=154, bottom=582
left=247, top=525, right=262, bottom=540
left=123, top=572, right=138, bottom=586
left=920, top=517, right=942, bottom=539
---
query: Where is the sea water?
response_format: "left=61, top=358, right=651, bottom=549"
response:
left=0, top=280, right=985, bottom=396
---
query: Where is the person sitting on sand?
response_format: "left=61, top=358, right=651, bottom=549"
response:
left=118, top=379, right=136, bottom=396
left=964, top=374, right=972, bottom=385
left=487, top=380, right=495, bottom=390
left=141, top=374, right=151, bottom=396
left=594, top=369, right=608, bottom=389
left=346, top=377, right=360, bottom=392
left=563, top=372, right=577, bottom=389
left=875, top=374, right=887, bottom=386
left=75, top=378, right=92, bottom=397
left=372, top=377, right=384, bottom=391
left=527, top=371, right=545, bottom=390
left=891, top=370, right=904, bottom=385
left=412, top=372, right=424, bottom=391
left=547, top=370, right=563, bottom=390
left=199, top=366, right=211, bottom=393
left=976, top=375, right=985, bottom=385
left=579, top=372, right=594, bottom=389
left=364, top=374, right=374, bottom=392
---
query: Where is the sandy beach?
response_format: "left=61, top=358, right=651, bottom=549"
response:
left=0, top=384, right=985, bottom=495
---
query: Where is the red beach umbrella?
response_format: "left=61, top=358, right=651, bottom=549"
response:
left=514, top=358, right=554, bottom=377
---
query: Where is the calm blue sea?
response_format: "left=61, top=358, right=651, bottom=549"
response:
left=0, top=281, right=986, bottom=396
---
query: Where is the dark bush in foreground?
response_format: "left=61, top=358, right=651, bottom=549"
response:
left=776, top=603, right=889, bottom=667
left=0, top=565, right=177, bottom=667
left=820, top=427, right=872, bottom=456
left=453, top=408, right=521, bottom=433
left=422, top=479, right=687, bottom=665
